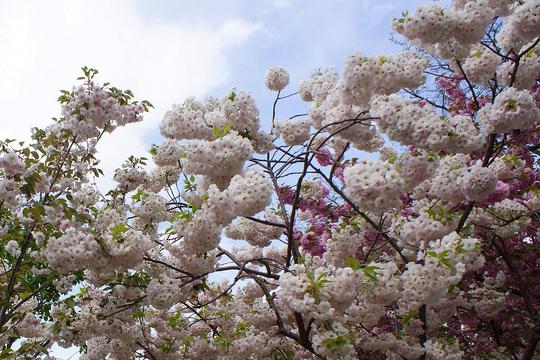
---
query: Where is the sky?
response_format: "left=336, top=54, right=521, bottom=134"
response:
left=0, top=0, right=436, bottom=187
left=0, top=0, right=437, bottom=358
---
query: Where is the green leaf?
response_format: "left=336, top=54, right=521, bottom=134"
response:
left=167, top=312, right=181, bottom=327
left=0, top=348, right=14, bottom=359
left=132, top=310, right=145, bottom=320
left=192, top=281, right=209, bottom=292
left=212, top=123, right=232, bottom=139
left=321, top=334, right=349, bottom=349
left=111, top=222, right=129, bottom=241
left=344, top=256, right=361, bottom=270
left=387, top=154, right=399, bottom=164
left=270, top=347, right=295, bottom=360
left=141, top=100, right=154, bottom=111
left=31, top=203, right=45, bottom=222
left=234, top=322, right=249, bottom=335
left=131, top=188, right=146, bottom=202
left=525, top=47, right=537, bottom=58
left=64, top=296, right=76, bottom=309
left=363, top=265, right=382, bottom=281
left=222, top=122, right=232, bottom=136
left=439, top=257, right=452, bottom=269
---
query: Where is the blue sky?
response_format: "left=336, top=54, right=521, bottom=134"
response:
left=135, top=0, right=435, bottom=142
left=0, top=0, right=435, bottom=188
left=0, top=0, right=442, bottom=358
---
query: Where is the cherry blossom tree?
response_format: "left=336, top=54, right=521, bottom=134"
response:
left=1, top=0, right=540, bottom=359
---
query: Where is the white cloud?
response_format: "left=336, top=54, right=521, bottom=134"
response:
left=0, top=0, right=260, bottom=188
left=272, top=0, right=293, bottom=8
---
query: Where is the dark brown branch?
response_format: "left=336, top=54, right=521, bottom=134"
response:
left=419, top=304, right=427, bottom=360
left=522, top=330, right=539, bottom=360
left=135, top=341, right=158, bottom=360
left=244, top=216, right=287, bottom=229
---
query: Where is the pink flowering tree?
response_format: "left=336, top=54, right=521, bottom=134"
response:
left=1, top=1, right=540, bottom=359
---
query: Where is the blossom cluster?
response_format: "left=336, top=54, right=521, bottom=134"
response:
left=370, top=95, right=484, bottom=153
